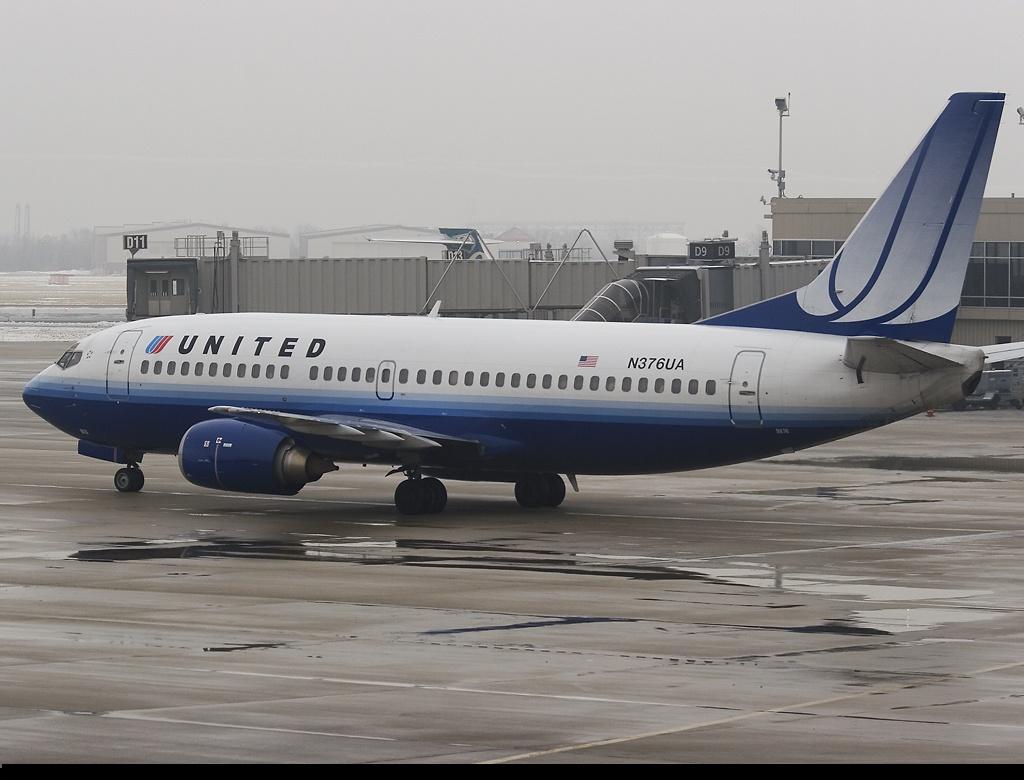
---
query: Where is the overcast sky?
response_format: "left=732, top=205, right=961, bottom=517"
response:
left=2, top=0, right=1022, bottom=239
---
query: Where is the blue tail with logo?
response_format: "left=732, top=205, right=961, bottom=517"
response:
left=703, top=92, right=1004, bottom=342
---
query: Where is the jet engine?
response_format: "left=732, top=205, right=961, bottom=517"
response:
left=178, top=419, right=336, bottom=495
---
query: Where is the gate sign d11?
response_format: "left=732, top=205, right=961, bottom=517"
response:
left=123, top=234, right=148, bottom=257
left=688, top=241, right=736, bottom=261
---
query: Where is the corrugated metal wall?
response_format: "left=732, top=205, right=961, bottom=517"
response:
left=952, top=316, right=1024, bottom=346
left=729, top=260, right=829, bottom=309
left=220, top=256, right=634, bottom=317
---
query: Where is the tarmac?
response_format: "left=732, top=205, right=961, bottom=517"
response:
left=1, top=342, right=1023, bottom=763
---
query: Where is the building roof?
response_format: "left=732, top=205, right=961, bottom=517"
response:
left=94, top=221, right=290, bottom=238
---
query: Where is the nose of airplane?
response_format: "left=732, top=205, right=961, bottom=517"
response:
left=22, top=366, right=58, bottom=420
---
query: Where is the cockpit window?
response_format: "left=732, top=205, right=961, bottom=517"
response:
left=55, top=350, right=82, bottom=370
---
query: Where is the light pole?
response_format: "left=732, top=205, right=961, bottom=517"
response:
left=768, top=93, right=790, bottom=199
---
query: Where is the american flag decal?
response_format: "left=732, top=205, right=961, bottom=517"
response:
left=578, top=355, right=598, bottom=368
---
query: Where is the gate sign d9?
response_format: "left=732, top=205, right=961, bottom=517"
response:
left=688, top=241, right=735, bottom=261
left=123, top=234, right=148, bottom=257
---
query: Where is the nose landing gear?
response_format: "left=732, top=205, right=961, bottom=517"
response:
left=114, top=465, right=145, bottom=493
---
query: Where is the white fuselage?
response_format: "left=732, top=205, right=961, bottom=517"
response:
left=23, top=313, right=983, bottom=476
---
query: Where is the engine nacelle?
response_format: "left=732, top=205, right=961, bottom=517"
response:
left=178, top=419, right=336, bottom=495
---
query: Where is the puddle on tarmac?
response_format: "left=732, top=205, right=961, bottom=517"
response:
left=850, top=608, right=1007, bottom=634
left=772, top=456, right=1023, bottom=474
left=69, top=538, right=1002, bottom=635
left=733, top=484, right=940, bottom=505
left=69, top=537, right=730, bottom=582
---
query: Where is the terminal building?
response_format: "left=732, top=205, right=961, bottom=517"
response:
left=117, top=201, right=1024, bottom=348
left=770, top=196, right=1024, bottom=345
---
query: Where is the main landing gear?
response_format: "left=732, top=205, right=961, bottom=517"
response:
left=394, top=475, right=447, bottom=515
left=391, top=470, right=568, bottom=514
left=114, top=464, right=145, bottom=493
left=514, top=473, right=566, bottom=509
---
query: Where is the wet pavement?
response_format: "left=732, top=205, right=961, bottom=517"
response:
left=1, top=342, right=1023, bottom=762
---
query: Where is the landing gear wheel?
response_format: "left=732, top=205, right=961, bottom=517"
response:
left=421, top=477, right=447, bottom=513
left=394, top=477, right=448, bottom=515
left=516, top=474, right=567, bottom=508
left=114, top=466, right=144, bottom=493
left=514, top=476, right=546, bottom=508
left=395, top=479, right=421, bottom=515
left=542, top=474, right=566, bottom=507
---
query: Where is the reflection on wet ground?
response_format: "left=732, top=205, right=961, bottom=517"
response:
left=68, top=533, right=1010, bottom=637
left=774, top=455, right=1024, bottom=473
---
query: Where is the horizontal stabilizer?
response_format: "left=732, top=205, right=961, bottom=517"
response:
left=981, top=341, right=1024, bottom=364
left=843, top=337, right=962, bottom=375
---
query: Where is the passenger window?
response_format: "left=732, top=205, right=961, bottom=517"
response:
left=352, top=367, right=362, bottom=382
left=181, top=362, right=190, bottom=377
left=688, top=379, right=699, bottom=395
left=338, top=367, right=347, bottom=381
left=309, top=366, right=319, bottom=380
left=251, top=364, right=261, bottom=379
left=606, top=376, right=616, bottom=391
left=590, top=376, right=600, bottom=391
left=417, top=369, right=426, bottom=384
left=558, top=374, right=568, bottom=390
left=496, top=372, right=506, bottom=387
left=465, top=371, right=474, bottom=386
left=223, top=363, right=232, bottom=378
left=573, top=375, right=584, bottom=390
left=542, top=374, right=552, bottom=389
left=140, top=360, right=149, bottom=374
left=209, top=363, right=217, bottom=377
left=706, top=380, right=716, bottom=395
left=399, top=368, right=408, bottom=384
left=671, top=378, right=681, bottom=394
left=655, top=378, right=665, bottom=393
left=281, top=365, right=290, bottom=379
left=432, top=370, right=442, bottom=385
left=449, top=370, right=458, bottom=386
left=480, top=371, right=490, bottom=387
left=154, top=361, right=163, bottom=375
left=323, top=366, right=333, bottom=381
left=366, top=367, right=375, bottom=382
left=511, top=373, right=521, bottom=388
left=638, top=378, right=649, bottom=392
left=622, top=377, right=632, bottom=392
left=265, top=364, right=274, bottom=379
left=238, top=364, right=247, bottom=378
left=381, top=368, right=391, bottom=383
left=167, top=361, right=176, bottom=376
left=526, top=373, right=536, bottom=389
left=195, top=362, right=204, bottom=377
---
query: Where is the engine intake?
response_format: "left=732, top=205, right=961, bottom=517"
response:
left=178, top=419, right=337, bottom=495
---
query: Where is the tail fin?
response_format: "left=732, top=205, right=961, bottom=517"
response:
left=703, top=92, right=1004, bottom=342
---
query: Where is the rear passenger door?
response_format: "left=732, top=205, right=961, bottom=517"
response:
left=729, top=350, right=765, bottom=427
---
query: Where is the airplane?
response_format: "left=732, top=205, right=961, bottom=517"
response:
left=22, top=92, right=1024, bottom=515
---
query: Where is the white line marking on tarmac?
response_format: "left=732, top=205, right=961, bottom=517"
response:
left=101, top=712, right=394, bottom=742
left=479, top=659, right=1024, bottom=763
left=84, top=662, right=706, bottom=711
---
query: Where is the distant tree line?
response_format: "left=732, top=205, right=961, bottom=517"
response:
left=0, top=230, right=92, bottom=271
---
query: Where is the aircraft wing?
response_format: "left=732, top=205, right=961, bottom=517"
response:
left=843, top=337, right=963, bottom=374
left=209, top=406, right=480, bottom=454
left=981, top=341, right=1024, bottom=364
